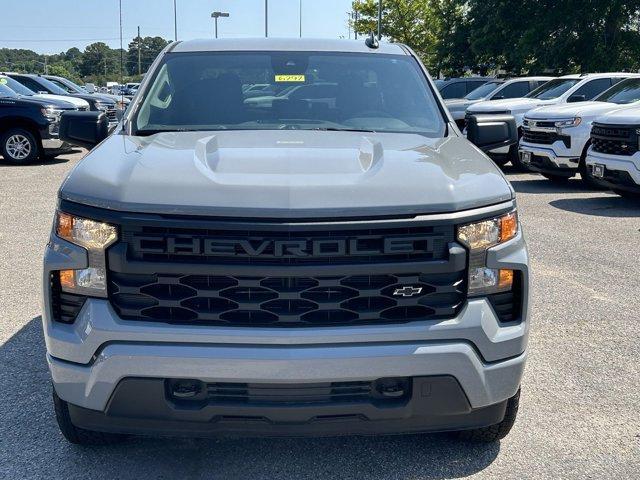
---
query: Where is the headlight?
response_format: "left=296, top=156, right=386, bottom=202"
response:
left=41, top=107, right=64, bottom=120
left=555, top=117, right=581, bottom=128
left=94, top=102, right=109, bottom=111
left=55, top=212, right=117, bottom=297
left=457, top=211, right=518, bottom=296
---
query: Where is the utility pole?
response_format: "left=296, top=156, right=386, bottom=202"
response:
left=211, top=11, right=229, bottom=39
left=44, top=56, right=48, bottom=75
left=265, top=0, right=268, bottom=37
left=173, top=0, right=178, bottom=41
left=299, top=0, right=302, bottom=38
left=377, top=0, right=382, bottom=40
left=137, top=26, right=142, bottom=76
left=119, top=0, right=124, bottom=85
left=354, top=11, right=359, bottom=39
left=347, top=12, right=351, bottom=39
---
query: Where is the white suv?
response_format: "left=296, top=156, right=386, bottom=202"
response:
left=519, top=77, right=640, bottom=185
left=467, top=73, right=635, bottom=167
left=446, top=77, right=554, bottom=129
left=586, top=107, right=640, bottom=198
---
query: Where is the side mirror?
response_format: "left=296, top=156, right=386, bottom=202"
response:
left=567, top=94, right=586, bottom=103
left=59, top=111, right=109, bottom=150
left=466, top=114, right=518, bottom=152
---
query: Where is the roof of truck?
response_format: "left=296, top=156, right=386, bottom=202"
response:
left=171, top=38, right=408, bottom=55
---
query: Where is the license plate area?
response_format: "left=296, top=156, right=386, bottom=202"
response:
left=593, top=163, right=605, bottom=178
left=520, top=151, right=531, bottom=164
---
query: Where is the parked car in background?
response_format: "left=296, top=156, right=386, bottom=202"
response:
left=44, top=74, right=130, bottom=115
left=435, top=77, right=493, bottom=100
left=446, top=77, right=554, bottom=129
left=0, top=80, right=76, bottom=164
left=585, top=107, right=640, bottom=198
left=0, top=73, right=90, bottom=111
left=244, top=82, right=338, bottom=108
left=519, top=77, right=640, bottom=185
left=242, top=83, right=276, bottom=98
left=467, top=73, right=636, bottom=167
left=8, top=73, right=118, bottom=126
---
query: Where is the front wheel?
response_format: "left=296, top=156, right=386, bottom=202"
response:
left=542, top=173, right=571, bottom=184
left=53, top=388, right=127, bottom=445
left=0, top=128, right=39, bottom=165
left=454, top=389, right=520, bottom=442
left=508, top=145, right=529, bottom=171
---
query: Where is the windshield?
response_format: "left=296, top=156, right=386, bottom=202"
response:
left=50, top=77, right=83, bottom=93
left=134, top=51, right=445, bottom=136
left=465, top=81, right=502, bottom=100
left=32, top=76, right=71, bottom=95
left=527, top=79, right=580, bottom=100
left=1, top=76, right=36, bottom=96
left=0, top=82, right=19, bottom=98
left=595, top=78, right=640, bottom=105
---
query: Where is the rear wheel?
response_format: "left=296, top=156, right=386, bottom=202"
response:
left=53, top=388, right=127, bottom=446
left=1, top=128, right=39, bottom=165
left=454, top=389, right=520, bottom=442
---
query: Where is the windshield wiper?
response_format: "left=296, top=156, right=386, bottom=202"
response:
left=310, top=127, right=377, bottom=133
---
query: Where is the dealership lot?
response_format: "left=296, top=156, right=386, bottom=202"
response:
left=0, top=151, right=638, bottom=479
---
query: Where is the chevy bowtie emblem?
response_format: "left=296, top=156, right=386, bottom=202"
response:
left=393, top=286, right=423, bottom=297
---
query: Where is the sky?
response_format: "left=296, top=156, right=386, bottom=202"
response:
left=0, top=0, right=356, bottom=54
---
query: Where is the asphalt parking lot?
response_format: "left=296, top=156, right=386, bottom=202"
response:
left=0, top=150, right=638, bottom=479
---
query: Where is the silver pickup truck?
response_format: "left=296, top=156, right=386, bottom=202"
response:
left=43, top=37, right=529, bottom=445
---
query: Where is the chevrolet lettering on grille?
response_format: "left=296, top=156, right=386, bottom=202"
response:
left=131, top=235, right=445, bottom=258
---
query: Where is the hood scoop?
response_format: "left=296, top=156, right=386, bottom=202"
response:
left=192, top=133, right=383, bottom=186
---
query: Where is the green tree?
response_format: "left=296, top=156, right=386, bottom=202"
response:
left=79, top=42, right=120, bottom=78
left=126, top=36, right=169, bottom=75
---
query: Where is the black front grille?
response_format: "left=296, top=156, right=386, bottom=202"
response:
left=110, top=271, right=465, bottom=327
left=522, top=129, right=558, bottom=145
left=591, top=124, right=639, bottom=156
left=122, top=224, right=454, bottom=266
left=105, top=107, right=117, bottom=122
left=50, top=272, right=86, bottom=323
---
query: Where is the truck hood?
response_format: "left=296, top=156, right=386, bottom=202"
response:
left=593, top=105, right=640, bottom=125
left=60, top=130, right=513, bottom=218
left=32, top=93, right=89, bottom=109
left=525, top=101, right=634, bottom=120
left=468, top=97, right=556, bottom=115
left=444, top=98, right=480, bottom=113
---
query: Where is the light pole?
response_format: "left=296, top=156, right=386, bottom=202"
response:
left=377, top=0, right=382, bottom=40
left=265, top=0, right=268, bottom=37
left=299, top=0, right=302, bottom=38
left=211, top=11, right=230, bottom=39
left=173, top=0, right=178, bottom=41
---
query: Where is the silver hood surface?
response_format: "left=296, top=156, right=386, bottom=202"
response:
left=60, top=130, right=513, bottom=218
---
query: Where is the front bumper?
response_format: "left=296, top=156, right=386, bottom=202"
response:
left=518, top=143, right=579, bottom=176
left=42, top=206, right=530, bottom=437
left=586, top=150, right=640, bottom=193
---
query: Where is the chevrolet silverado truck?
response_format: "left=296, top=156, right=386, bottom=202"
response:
left=520, top=77, right=640, bottom=185
left=585, top=107, right=640, bottom=198
left=0, top=79, right=77, bottom=164
left=467, top=73, right=635, bottom=168
left=446, top=76, right=554, bottom=129
left=43, top=38, right=529, bottom=445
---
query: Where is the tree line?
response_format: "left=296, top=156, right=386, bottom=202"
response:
left=352, top=0, right=640, bottom=76
left=0, top=36, right=169, bottom=85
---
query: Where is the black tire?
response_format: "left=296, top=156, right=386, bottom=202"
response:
left=455, top=389, right=520, bottom=442
left=508, top=144, right=529, bottom=171
left=542, top=173, right=571, bottom=183
left=0, top=128, right=39, bottom=165
left=52, top=388, right=127, bottom=446
left=612, top=188, right=640, bottom=199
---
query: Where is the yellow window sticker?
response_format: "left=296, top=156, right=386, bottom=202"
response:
left=275, top=74, right=306, bottom=83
